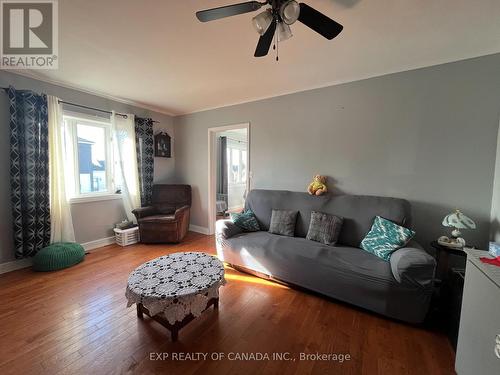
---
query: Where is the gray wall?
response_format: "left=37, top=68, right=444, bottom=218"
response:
left=0, top=71, right=175, bottom=264
left=174, top=53, right=500, bottom=250
left=2, top=53, right=499, bottom=264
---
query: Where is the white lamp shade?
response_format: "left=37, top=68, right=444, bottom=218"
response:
left=252, top=10, right=273, bottom=35
left=277, top=22, right=293, bottom=42
left=280, top=0, right=300, bottom=25
left=442, top=210, right=476, bottom=229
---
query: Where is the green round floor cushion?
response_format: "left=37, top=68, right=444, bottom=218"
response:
left=33, top=242, right=85, bottom=272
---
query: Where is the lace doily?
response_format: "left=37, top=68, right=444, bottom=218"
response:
left=125, top=252, right=225, bottom=324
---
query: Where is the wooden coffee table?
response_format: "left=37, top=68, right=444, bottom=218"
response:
left=125, top=252, right=225, bottom=341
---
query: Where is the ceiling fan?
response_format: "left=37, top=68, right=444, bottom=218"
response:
left=196, top=1, right=343, bottom=59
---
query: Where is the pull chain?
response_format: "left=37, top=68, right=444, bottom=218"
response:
left=274, top=20, right=279, bottom=62
left=273, top=20, right=276, bottom=51
left=276, top=33, right=279, bottom=62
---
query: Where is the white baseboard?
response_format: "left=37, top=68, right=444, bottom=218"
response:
left=81, top=236, right=115, bottom=251
left=189, top=225, right=210, bottom=235
left=0, top=229, right=214, bottom=274
left=0, top=257, right=33, bottom=274
left=0, top=236, right=115, bottom=275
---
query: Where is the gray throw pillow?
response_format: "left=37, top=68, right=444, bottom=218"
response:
left=269, top=209, right=298, bottom=237
left=306, top=211, right=344, bottom=246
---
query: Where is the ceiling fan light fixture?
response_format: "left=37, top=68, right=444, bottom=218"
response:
left=196, top=1, right=343, bottom=59
left=277, top=22, right=293, bottom=42
left=280, top=0, right=300, bottom=25
left=252, top=9, right=273, bottom=35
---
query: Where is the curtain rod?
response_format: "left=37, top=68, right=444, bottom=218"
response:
left=219, top=136, right=247, bottom=143
left=59, top=100, right=159, bottom=123
left=57, top=99, right=128, bottom=118
left=1, top=87, right=159, bottom=123
left=58, top=100, right=129, bottom=118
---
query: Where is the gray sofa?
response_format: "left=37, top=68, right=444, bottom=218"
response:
left=216, top=189, right=436, bottom=323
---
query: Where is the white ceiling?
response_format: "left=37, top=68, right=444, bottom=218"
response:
left=21, top=0, right=500, bottom=115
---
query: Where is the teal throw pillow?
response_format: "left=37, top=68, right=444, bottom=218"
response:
left=231, top=210, right=260, bottom=232
left=360, top=216, right=415, bottom=261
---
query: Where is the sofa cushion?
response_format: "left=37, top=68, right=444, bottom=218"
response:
left=152, top=184, right=191, bottom=207
left=269, top=209, right=298, bottom=237
left=217, top=231, right=434, bottom=323
left=360, top=216, right=415, bottom=261
left=230, top=210, right=260, bottom=232
left=219, top=231, right=397, bottom=289
left=154, top=204, right=176, bottom=215
left=245, top=189, right=411, bottom=247
left=306, top=211, right=343, bottom=246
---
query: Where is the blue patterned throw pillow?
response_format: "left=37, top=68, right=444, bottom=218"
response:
left=230, top=210, right=260, bottom=232
left=360, top=216, right=415, bottom=261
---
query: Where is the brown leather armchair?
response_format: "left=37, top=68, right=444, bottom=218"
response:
left=132, top=185, right=192, bottom=243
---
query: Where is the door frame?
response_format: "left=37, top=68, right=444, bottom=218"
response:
left=207, top=122, right=250, bottom=235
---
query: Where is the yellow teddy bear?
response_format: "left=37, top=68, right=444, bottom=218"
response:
left=307, top=175, right=328, bottom=196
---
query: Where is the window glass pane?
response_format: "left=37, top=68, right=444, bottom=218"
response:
left=226, top=148, right=232, bottom=184
left=77, top=124, right=107, bottom=194
left=231, top=148, right=239, bottom=183
left=241, top=150, right=247, bottom=182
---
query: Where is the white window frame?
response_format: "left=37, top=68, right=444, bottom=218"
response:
left=63, top=111, right=119, bottom=203
left=226, top=139, right=247, bottom=185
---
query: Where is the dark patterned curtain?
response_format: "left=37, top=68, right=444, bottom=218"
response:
left=216, top=136, right=228, bottom=196
left=135, top=117, right=154, bottom=206
left=8, top=86, right=50, bottom=258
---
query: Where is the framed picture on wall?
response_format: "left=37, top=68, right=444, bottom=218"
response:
left=154, top=132, right=171, bottom=158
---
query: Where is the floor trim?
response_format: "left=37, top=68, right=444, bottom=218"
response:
left=189, top=225, right=210, bottom=235
left=0, top=257, right=33, bottom=274
left=81, top=236, right=116, bottom=251
left=0, top=236, right=117, bottom=275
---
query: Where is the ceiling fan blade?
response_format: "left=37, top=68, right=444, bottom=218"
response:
left=254, top=19, right=276, bottom=57
left=298, top=3, right=343, bottom=40
left=196, top=1, right=263, bottom=22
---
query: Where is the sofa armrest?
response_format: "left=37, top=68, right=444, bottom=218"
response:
left=132, top=206, right=157, bottom=219
left=174, top=205, right=190, bottom=220
left=390, top=240, right=436, bottom=288
left=216, top=219, right=243, bottom=239
left=173, top=205, right=190, bottom=241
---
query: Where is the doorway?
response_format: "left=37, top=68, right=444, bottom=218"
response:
left=208, top=123, right=250, bottom=235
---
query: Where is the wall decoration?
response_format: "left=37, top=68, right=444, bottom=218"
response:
left=154, top=132, right=171, bottom=158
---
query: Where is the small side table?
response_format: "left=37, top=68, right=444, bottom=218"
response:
left=430, top=241, right=468, bottom=283
left=430, top=241, right=485, bottom=350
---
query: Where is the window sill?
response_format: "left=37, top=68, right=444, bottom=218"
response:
left=70, top=194, right=122, bottom=204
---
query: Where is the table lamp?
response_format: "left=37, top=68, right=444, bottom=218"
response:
left=441, top=209, right=476, bottom=248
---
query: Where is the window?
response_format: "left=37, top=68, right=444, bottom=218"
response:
left=63, top=113, right=115, bottom=199
left=241, top=150, right=247, bottom=182
left=226, top=141, right=247, bottom=185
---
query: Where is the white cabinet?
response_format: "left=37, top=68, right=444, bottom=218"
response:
left=456, top=249, right=500, bottom=374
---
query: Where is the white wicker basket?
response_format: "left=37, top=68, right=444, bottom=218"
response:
left=114, top=227, right=139, bottom=246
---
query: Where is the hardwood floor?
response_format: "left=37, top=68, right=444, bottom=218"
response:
left=0, top=232, right=455, bottom=374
